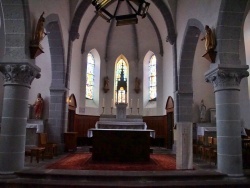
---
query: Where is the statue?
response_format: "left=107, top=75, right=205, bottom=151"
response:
left=134, top=77, right=141, bottom=93
left=200, top=99, right=206, bottom=122
left=103, top=76, right=109, bottom=93
left=201, top=25, right=217, bottom=63
left=33, top=93, right=44, bottom=119
left=30, top=12, right=47, bottom=59
left=201, top=25, right=216, bottom=52
left=34, top=12, right=47, bottom=44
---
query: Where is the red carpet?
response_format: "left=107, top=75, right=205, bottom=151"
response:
left=47, top=153, right=176, bottom=171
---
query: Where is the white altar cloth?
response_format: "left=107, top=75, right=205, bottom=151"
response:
left=88, top=128, right=155, bottom=138
left=26, top=119, right=44, bottom=133
left=95, top=121, right=147, bottom=130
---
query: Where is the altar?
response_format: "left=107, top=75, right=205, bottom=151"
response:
left=88, top=103, right=155, bottom=162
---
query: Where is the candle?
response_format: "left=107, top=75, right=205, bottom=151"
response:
left=130, top=99, right=133, bottom=108
left=111, top=99, right=113, bottom=108
left=137, top=99, right=139, bottom=108
left=102, top=98, right=105, bottom=107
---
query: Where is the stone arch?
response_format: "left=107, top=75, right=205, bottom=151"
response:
left=216, top=0, right=249, bottom=64
left=44, top=13, right=67, bottom=150
left=176, top=19, right=203, bottom=122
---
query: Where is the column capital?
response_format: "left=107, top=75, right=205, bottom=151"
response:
left=205, top=64, right=249, bottom=92
left=0, top=62, right=41, bottom=88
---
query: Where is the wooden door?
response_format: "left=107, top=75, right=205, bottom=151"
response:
left=165, top=96, right=174, bottom=149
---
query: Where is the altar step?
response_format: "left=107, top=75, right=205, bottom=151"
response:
left=3, top=168, right=250, bottom=187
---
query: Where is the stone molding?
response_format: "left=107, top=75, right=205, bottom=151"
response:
left=0, top=63, right=41, bottom=87
left=205, top=65, right=249, bottom=92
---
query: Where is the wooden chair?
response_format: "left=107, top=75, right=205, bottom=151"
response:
left=197, top=135, right=205, bottom=159
left=209, top=137, right=217, bottom=165
left=38, top=133, right=57, bottom=159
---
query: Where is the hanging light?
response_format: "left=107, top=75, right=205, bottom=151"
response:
left=91, top=0, right=150, bottom=26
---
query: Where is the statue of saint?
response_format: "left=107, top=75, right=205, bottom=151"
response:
left=34, top=12, right=47, bottom=44
left=200, top=99, right=206, bottom=122
left=134, top=77, right=141, bottom=93
left=103, top=76, right=109, bottom=93
left=33, top=93, right=44, bottom=119
left=201, top=25, right=216, bottom=52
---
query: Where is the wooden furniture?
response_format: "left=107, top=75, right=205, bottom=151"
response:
left=64, top=132, right=78, bottom=152
left=90, top=129, right=152, bottom=162
left=29, top=147, right=45, bottom=163
left=38, top=133, right=57, bottom=158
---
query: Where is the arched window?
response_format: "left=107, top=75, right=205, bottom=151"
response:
left=86, top=52, right=95, bottom=99
left=149, top=54, right=157, bottom=100
left=115, top=56, right=128, bottom=103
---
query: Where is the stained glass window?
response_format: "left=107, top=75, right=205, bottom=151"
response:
left=115, top=58, right=128, bottom=103
left=149, top=54, right=157, bottom=100
left=86, top=53, right=95, bottom=99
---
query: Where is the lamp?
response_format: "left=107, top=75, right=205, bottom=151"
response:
left=91, top=0, right=150, bottom=26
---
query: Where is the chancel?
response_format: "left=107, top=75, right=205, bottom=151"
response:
left=0, top=1, right=250, bottom=187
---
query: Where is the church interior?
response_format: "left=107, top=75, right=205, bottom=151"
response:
left=0, top=0, right=250, bottom=187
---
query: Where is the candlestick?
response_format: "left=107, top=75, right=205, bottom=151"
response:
left=102, top=107, right=104, bottom=114
left=102, top=98, right=105, bottom=107
left=137, top=99, right=139, bottom=108
left=111, top=107, right=113, bottom=115
left=111, top=99, right=113, bottom=108
left=130, top=99, right=133, bottom=108
left=137, top=107, right=140, bottom=115
left=130, top=107, right=132, bottom=115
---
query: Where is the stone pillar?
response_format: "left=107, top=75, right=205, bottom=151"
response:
left=176, top=122, right=193, bottom=169
left=205, top=64, right=249, bottom=176
left=0, top=63, right=40, bottom=174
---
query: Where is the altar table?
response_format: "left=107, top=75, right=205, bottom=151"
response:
left=89, top=129, right=154, bottom=162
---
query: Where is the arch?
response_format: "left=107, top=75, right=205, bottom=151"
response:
left=176, top=19, right=203, bottom=122
left=165, top=96, right=174, bottom=113
left=45, top=14, right=65, bottom=88
left=151, top=0, right=176, bottom=45
left=68, top=93, right=77, bottom=110
left=178, top=19, right=203, bottom=93
left=0, top=1, right=5, bottom=58
left=216, top=0, right=249, bottom=64
left=114, top=54, right=129, bottom=103
left=44, top=13, right=67, bottom=147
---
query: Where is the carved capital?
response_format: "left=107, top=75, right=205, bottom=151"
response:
left=205, top=65, right=249, bottom=92
left=0, top=63, right=41, bottom=87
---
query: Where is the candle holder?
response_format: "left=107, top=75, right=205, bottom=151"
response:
left=137, top=108, right=140, bottom=115
left=102, top=107, right=104, bottom=114
left=111, top=107, right=113, bottom=115
left=130, top=107, right=132, bottom=115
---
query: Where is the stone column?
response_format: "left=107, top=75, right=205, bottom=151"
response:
left=0, top=63, right=40, bottom=174
left=205, top=64, right=249, bottom=176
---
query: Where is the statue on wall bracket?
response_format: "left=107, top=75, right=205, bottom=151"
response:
left=30, top=12, right=47, bottom=59
left=103, top=76, right=110, bottom=93
left=201, top=25, right=217, bottom=63
left=134, top=77, right=141, bottom=93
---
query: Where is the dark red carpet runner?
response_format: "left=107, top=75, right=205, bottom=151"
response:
left=47, top=153, right=176, bottom=171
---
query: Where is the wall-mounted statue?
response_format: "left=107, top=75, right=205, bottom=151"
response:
left=199, top=99, right=206, bottom=122
left=103, top=76, right=110, bottom=93
left=201, top=25, right=217, bottom=63
left=33, top=93, right=44, bottom=119
left=30, top=12, right=47, bottom=59
left=134, top=77, right=141, bottom=93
